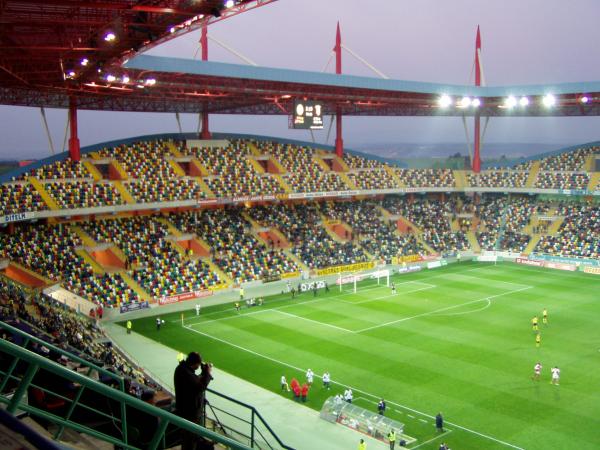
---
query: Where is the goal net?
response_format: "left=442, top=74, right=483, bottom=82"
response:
left=337, top=268, right=390, bottom=293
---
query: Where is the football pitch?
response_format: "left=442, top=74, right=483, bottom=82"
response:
left=125, top=261, right=600, bottom=450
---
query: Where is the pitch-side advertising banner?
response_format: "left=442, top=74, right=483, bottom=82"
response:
left=158, top=290, right=213, bottom=305
left=316, top=261, right=375, bottom=276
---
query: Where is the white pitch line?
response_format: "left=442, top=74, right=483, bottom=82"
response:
left=410, top=430, right=453, bottom=450
left=355, top=286, right=533, bottom=333
left=418, top=418, right=428, bottom=423
left=182, top=324, right=525, bottom=450
left=432, top=298, right=492, bottom=317
left=177, top=308, right=270, bottom=326
left=352, top=285, right=436, bottom=305
left=274, top=310, right=354, bottom=333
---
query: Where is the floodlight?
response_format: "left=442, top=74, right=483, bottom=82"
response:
left=519, top=97, right=529, bottom=107
left=438, top=94, right=452, bottom=108
left=67, top=71, right=76, bottom=78
left=542, top=94, right=556, bottom=107
left=145, top=78, right=156, bottom=86
left=106, top=74, right=116, bottom=82
left=225, top=0, right=235, bottom=7
left=460, top=97, right=472, bottom=108
left=505, top=96, right=517, bottom=108
left=80, top=58, right=89, bottom=66
left=122, top=75, right=130, bottom=83
left=581, top=96, right=589, bottom=104
left=104, top=32, right=116, bottom=42
left=472, top=98, right=481, bottom=108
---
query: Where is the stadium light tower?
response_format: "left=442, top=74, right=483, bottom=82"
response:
left=68, top=97, right=81, bottom=161
left=200, top=23, right=212, bottom=139
left=472, top=25, right=482, bottom=173
left=334, top=22, right=344, bottom=157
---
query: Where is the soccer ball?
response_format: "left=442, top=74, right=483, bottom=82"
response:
left=161, top=320, right=165, bottom=324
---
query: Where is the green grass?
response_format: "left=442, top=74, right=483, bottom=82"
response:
left=124, top=261, right=600, bottom=450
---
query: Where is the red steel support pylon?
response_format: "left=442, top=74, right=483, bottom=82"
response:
left=68, top=97, right=81, bottom=161
left=334, top=21, right=343, bottom=157
left=200, top=23, right=212, bottom=139
left=472, top=26, right=482, bottom=172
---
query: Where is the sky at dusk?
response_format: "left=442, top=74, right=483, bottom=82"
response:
left=1, top=0, right=600, bottom=159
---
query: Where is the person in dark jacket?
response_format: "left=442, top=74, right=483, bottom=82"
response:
left=435, top=412, right=444, bottom=433
left=174, top=352, right=213, bottom=450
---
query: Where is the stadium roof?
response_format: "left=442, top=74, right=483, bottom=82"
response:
left=1, top=0, right=599, bottom=117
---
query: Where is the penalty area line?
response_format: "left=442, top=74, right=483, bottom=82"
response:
left=182, top=324, right=524, bottom=450
left=355, top=286, right=532, bottom=333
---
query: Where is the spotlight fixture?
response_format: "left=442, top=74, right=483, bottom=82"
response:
left=472, top=98, right=481, bottom=108
left=438, top=94, right=452, bottom=108
left=104, top=32, right=116, bottom=42
left=505, top=96, right=517, bottom=108
left=519, top=97, right=529, bottom=107
left=581, top=96, right=589, bottom=104
left=542, top=94, right=556, bottom=107
left=460, top=97, right=472, bottom=108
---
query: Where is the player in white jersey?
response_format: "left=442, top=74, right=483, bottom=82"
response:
left=322, top=371, right=331, bottom=389
left=551, top=366, right=560, bottom=385
left=306, top=368, right=314, bottom=386
left=531, top=362, right=542, bottom=381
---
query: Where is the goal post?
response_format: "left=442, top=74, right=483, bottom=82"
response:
left=336, top=268, right=390, bottom=293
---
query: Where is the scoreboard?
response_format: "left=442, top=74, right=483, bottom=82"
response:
left=292, top=100, right=324, bottom=129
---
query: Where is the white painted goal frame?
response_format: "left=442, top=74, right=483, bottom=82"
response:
left=337, top=269, right=390, bottom=293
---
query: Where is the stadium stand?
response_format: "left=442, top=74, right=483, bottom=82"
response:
left=534, top=171, right=590, bottom=190
left=394, top=168, right=455, bottom=188
left=535, top=202, right=600, bottom=258
left=0, top=282, right=160, bottom=392
left=125, top=178, right=206, bottom=203
left=467, top=170, right=528, bottom=188
left=79, top=216, right=222, bottom=298
left=247, top=203, right=369, bottom=269
left=347, top=169, right=397, bottom=190
left=16, top=159, right=91, bottom=180
left=342, top=153, right=385, bottom=169
left=538, top=145, right=600, bottom=171
left=170, top=209, right=298, bottom=283
left=45, top=181, right=123, bottom=209
left=474, top=196, right=507, bottom=251
left=0, top=182, right=48, bottom=215
left=320, top=200, right=425, bottom=261
left=382, top=197, right=469, bottom=254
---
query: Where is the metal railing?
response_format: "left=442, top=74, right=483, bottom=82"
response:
left=0, top=338, right=253, bottom=450
left=205, top=388, right=295, bottom=450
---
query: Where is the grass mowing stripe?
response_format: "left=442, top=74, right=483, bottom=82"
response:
left=274, top=310, right=355, bottom=333
left=355, top=286, right=532, bottom=333
left=183, top=322, right=525, bottom=450
left=128, top=262, right=600, bottom=449
left=411, top=431, right=454, bottom=450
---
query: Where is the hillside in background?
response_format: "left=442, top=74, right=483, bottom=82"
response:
left=355, top=142, right=562, bottom=160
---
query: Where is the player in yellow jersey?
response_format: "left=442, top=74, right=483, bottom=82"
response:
left=535, top=333, right=541, bottom=348
left=531, top=316, right=539, bottom=332
left=542, top=309, right=548, bottom=325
